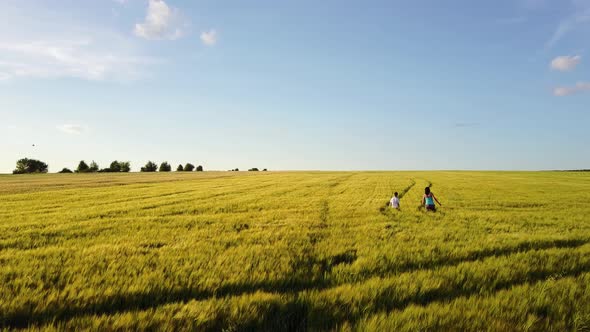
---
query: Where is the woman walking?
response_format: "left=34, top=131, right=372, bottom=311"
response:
left=422, top=187, right=441, bottom=211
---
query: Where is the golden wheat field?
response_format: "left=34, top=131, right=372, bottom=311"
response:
left=1, top=171, right=590, bottom=331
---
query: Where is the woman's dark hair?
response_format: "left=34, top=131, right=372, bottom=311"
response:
left=394, top=192, right=398, bottom=197
left=425, top=187, right=430, bottom=195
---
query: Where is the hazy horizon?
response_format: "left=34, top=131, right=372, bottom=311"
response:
left=1, top=0, right=589, bottom=173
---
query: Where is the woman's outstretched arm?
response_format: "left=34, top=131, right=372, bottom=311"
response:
left=433, top=194, right=442, bottom=206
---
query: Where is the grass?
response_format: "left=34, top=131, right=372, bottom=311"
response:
left=1, top=171, right=590, bottom=331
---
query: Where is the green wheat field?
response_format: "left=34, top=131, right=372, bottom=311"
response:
left=1, top=171, right=590, bottom=331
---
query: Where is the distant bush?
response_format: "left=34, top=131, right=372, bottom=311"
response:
left=141, top=161, right=158, bottom=172
left=176, top=164, right=184, bottom=172
left=13, top=158, right=49, bottom=174
left=248, top=168, right=259, bottom=172
left=184, top=163, right=195, bottom=172
left=196, top=165, right=204, bottom=172
left=160, top=162, right=172, bottom=172
left=58, top=168, right=73, bottom=174
left=263, top=169, right=268, bottom=171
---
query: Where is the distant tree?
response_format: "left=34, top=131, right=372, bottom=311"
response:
left=248, top=168, right=259, bottom=172
left=196, top=165, right=204, bottom=172
left=58, top=168, right=73, bottom=174
left=233, top=168, right=239, bottom=172
left=13, top=158, right=49, bottom=174
left=159, top=162, right=172, bottom=172
left=76, top=160, right=90, bottom=173
left=98, top=161, right=130, bottom=173
left=141, top=161, right=158, bottom=172
left=176, top=164, right=184, bottom=172
left=263, top=168, right=268, bottom=171
left=89, top=161, right=99, bottom=173
left=119, top=161, right=131, bottom=172
left=109, top=160, right=121, bottom=172
left=184, top=163, right=195, bottom=172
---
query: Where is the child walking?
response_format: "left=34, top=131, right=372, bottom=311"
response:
left=390, top=192, right=400, bottom=210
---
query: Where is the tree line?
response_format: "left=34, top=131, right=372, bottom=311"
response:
left=12, top=158, right=266, bottom=174
left=13, top=158, right=203, bottom=174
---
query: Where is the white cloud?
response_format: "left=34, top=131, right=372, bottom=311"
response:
left=57, top=124, right=87, bottom=135
left=550, top=55, right=582, bottom=71
left=0, top=2, right=158, bottom=82
left=0, top=40, right=157, bottom=81
left=200, top=29, right=218, bottom=46
left=545, top=4, right=590, bottom=48
left=553, top=82, right=590, bottom=96
left=134, top=0, right=185, bottom=40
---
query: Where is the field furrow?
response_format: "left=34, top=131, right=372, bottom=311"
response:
left=1, top=171, right=589, bottom=331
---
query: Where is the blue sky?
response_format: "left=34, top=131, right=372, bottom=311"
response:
left=1, top=0, right=589, bottom=172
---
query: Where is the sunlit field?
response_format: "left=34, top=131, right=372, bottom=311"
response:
left=1, top=171, right=590, bottom=331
